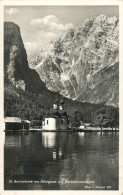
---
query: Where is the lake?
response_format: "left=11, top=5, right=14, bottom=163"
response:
left=4, top=131, right=119, bottom=190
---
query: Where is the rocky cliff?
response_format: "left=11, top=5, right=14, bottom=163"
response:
left=29, top=15, right=119, bottom=107
left=4, top=22, right=46, bottom=93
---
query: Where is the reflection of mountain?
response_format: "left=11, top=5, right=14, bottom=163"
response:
left=4, top=132, right=118, bottom=190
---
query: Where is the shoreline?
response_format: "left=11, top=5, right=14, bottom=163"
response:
left=4, top=129, right=119, bottom=133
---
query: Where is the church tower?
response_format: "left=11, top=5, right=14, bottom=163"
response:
left=59, top=99, right=64, bottom=110
left=53, top=99, right=59, bottom=110
left=42, top=99, right=68, bottom=130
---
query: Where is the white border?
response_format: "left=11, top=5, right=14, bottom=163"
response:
left=0, top=1, right=123, bottom=195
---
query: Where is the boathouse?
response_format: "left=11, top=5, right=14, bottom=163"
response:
left=42, top=100, right=68, bottom=130
left=4, top=117, right=31, bottom=130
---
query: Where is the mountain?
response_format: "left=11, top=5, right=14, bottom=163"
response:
left=4, top=21, right=111, bottom=122
left=4, top=22, right=47, bottom=93
left=4, top=21, right=119, bottom=126
left=29, top=15, right=119, bottom=107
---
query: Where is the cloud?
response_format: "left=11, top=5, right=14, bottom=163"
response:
left=26, top=15, right=74, bottom=58
left=30, top=15, right=74, bottom=33
left=6, top=8, right=18, bottom=15
left=30, top=15, right=58, bottom=26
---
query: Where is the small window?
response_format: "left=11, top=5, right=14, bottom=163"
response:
left=61, top=119, right=63, bottom=125
left=47, top=120, right=48, bottom=125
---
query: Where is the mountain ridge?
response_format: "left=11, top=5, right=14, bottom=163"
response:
left=4, top=20, right=119, bottom=125
left=29, top=14, right=119, bottom=107
left=4, top=21, right=113, bottom=121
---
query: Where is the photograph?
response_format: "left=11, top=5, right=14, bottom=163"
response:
left=1, top=2, right=120, bottom=191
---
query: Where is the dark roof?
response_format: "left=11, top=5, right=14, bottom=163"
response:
left=43, top=116, right=67, bottom=120
left=54, top=99, right=64, bottom=105
left=58, top=110, right=67, bottom=116
left=43, top=109, right=68, bottom=119
left=54, top=99, right=59, bottom=104
left=50, top=110, right=61, bottom=117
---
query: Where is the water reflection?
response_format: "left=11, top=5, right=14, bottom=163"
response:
left=4, top=131, right=119, bottom=190
left=42, top=132, right=56, bottom=148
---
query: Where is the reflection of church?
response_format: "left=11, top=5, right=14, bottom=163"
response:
left=42, top=100, right=68, bottom=130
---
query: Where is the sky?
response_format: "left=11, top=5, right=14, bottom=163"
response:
left=4, top=6, right=119, bottom=58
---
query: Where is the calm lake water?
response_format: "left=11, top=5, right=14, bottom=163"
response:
left=4, top=131, right=119, bottom=190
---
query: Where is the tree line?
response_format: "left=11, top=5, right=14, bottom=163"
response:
left=4, top=83, right=119, bottom=129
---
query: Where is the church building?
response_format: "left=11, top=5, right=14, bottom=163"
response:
left=42, top=100, right=68, bottom=130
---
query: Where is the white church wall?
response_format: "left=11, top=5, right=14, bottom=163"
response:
left=44, top=118, right=57, bottom=130
left=42, top=117, right=68, bottom=130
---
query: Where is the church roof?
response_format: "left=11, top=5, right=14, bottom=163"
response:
left=54, top=99, right=64, bottom=105
left=58, top=110, right=67, bottom=117
left=43, top=109, right=67, bottom=119
left=50, top=110, right=61, bottom=117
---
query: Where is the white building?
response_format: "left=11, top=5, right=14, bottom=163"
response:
left=42, top=100, right=68, bottom=130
